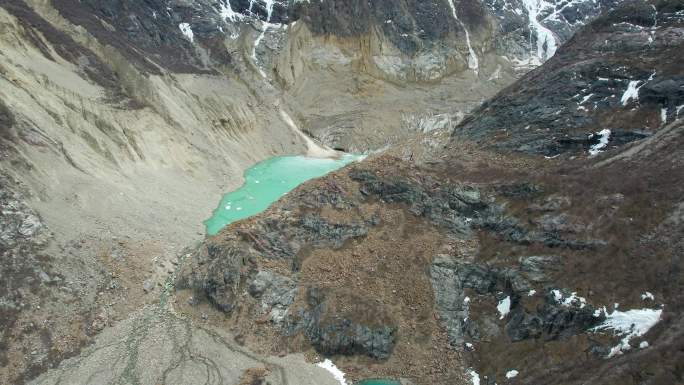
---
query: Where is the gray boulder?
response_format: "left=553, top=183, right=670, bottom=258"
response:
left=248, top=270, right=297, bottom=324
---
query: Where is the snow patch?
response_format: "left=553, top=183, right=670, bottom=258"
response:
left=528, top=289, right=537, bottom=296
left=552, top=290, right=587, bottom=308
left=468, top=369, right=481, bottom=385
left=588, top=129, right=611, bottom=156
left=316, top=359, right=347, bottom=385
left=579, top=93, right=594, bottom=104
left=620, top=80, right=641, bottom=106
left=497, top=296, right=511, bottom=319
left=179, top=23, right=194, bottom=42
left=506, top=369, right=519, bottom=379
left=661, top=108, right=668, bottom=125
left=639, top=341, right=649, bottom=348
left=591, top=308, right=662, bottom=357
left=220, top=0, right=244, bottom=22
left=641, top=292, right=655, bottom=301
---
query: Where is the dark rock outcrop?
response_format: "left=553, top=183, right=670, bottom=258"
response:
left=284, top=287, right=396, bottom=360
left=177, top=211, right=374, bottom=313
left=505, top=290, right=605, bottom=342
left=181, top=240, right=253, bottom=312
left=350, top=169, right=519, bottom=237
left=430, top=255, right=488, bottom=347
left=429, top=250, right=606, bottom=349
left=430, top=254, right=538, bottom=347
left=350, top=169, right=602, bottom=249
left=301, top=317, right=396, bottom=360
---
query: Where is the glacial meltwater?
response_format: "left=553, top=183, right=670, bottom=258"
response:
left=204, top=154, right=364, bottom=235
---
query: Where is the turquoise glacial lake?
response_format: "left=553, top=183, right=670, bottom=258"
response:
left=204, top=154, right=364, bottom=235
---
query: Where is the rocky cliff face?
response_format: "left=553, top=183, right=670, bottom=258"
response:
left=455, top=0, right=684, bottom=155
left=46, top=0, right=621, bottom=79
left=32, top=0, right=628, bottom=151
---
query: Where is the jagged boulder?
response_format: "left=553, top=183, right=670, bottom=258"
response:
left=179, top=240, right=253, bottom=313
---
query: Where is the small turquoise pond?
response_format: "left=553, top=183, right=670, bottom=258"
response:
left=204, top=154, right=364, bottom=235
left=356, top=380, right=402, bottom=385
